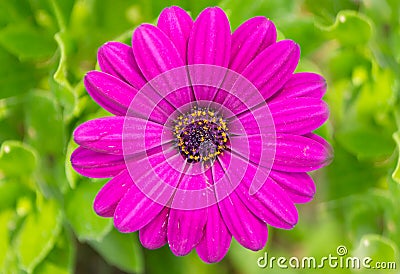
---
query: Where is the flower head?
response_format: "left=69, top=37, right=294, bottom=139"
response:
left=71, top=6, right=332, bottom=263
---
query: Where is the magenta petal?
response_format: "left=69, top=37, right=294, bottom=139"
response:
left=196, top=204, right=232, bottom=263
left=269, top=97, right=329, bottom=134
left=114, top=182, right=164, bottom=233
left=115, top=151, right=184, bottom=232
left=219, top=153, right=298, bottom=229
left=229, top=135, right=262, bottom=165
left=273, top=72, right=327, bottom=100
left=218, top=190, right=268, bottom=250
left=139, top=207, right=169, bottom=249
left=304, top=132, right=332, bottom=149
left=70, top=147, right=125, bottom=178
left=228, top=104, right=273, bottom=136
left=97, top=41, right=146, bottom=90
left=132, top=24, right=192, bottom=108
left=74, top=116, right=167, bottom=155
left=188, top=7, right=231, bottom=67
left=242, top=177, right=298, bottom=229
left=273, top=134, right=332, bottom=172
left=84, top=71, right=137, bottom=116
left=168, top=207, right=207, bottom=256
left=213, top=162, right=268, bottom=250
left=94, top=170, right=133, bottom=217
left=230, top=17, right=276, bottom=73
left=74, top=117, right=124, bottom=154
left=168, top=171, right=208, bottom=256
left=304, top=133, right=334, bottom=165
left=242, top=40, right=300, bottom=100
left=187, top=7, right=231, bottom=101
left=132, top=24, right=184, bottom=81
left=157, top=6, right=193, bottom=61
left=270, top=171, right=316, bottom=204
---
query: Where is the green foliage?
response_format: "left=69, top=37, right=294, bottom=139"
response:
left=1, top=0, right=400, bottom=273
left=15, top=198, right=62, bottom=273
left=89, top=228, right=144, bottom=274
left=64, top=180, right=112, bottom=241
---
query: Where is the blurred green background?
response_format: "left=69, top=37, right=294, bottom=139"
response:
left=1, top=0, right=400, bottom=273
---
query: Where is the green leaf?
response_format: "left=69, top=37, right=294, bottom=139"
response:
left=0, top=24, right=56, bottom=61
left=327, top=50, right=372, bottom=80
left=392, top=131, right=400, bottom=184
left=24, top=90, right=64, bottom=156
left=304, top=0, right=359, bottom=26
left=279, top=17, right=325, bottom=57
left=49, top=0, right=75, bottom=29
left=65, top=137, right=79, bottom=189
left=89, top=228, right=144, bottom=274
left=0, top=97, right=25, bottom=142
left=34, top=229, right=76, bottom=274
left=325, top=144, right=386, bottom=199
left=0, top=141, right=37, bottom=177
left=317, top=10, right=372, bottom=46
left=343, top=191, right=391, bottom=242
left=0, top=47, right=39, bottom=99
left=0, top=1, right=32, bottom=27
left=0, top=210, right=13, bottom=270
left=336, top=124, right=395, bottom=160
left=53, top=31, right=75, bottom=105
left=15, top=198, right=62, bottom=273
left=220, top=0, right=296, bottom=30
left=2, top=249, right=21, bottom=274
left=353, top=234, right=399, bottom=273
left=23, top=90, right=69, bottom=196
left=0, top=178, right=32, bottom=211
left=64, top=180, right=112, bottom=241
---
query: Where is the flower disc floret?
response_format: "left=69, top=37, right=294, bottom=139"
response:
left=173, top=107, right=228, bottom=162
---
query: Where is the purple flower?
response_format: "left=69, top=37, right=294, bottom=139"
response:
left=71, top=6, right=332, bottom=263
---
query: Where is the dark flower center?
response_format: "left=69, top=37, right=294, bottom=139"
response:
left=173, top=107, right=228, bottom=163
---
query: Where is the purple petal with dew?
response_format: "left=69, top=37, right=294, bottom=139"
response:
left=157, top=6, right=193, bottom=61
left=98, top=41, right=146, bottom=90
left=115, top=148, right=185, bottom=232
left=242, top=40, right=300, bottom=100
left=187, top=7, right=231, bottom=101
left=268, top=97, right=329, bottom=135
left=272, top=72, right=327, bottom=100
left=230, top=16, right=276, bottom=73
left=269, top=171, right=316, bottom=204
left=139, top=207, right=169, bottom=249
left=133, top=24, right=184, bottom=80
left=212, top=88, right=248, bottom=116
left=74, top=116, right=170, bottom=155
left=228, top=104, right=274, bottom=136
left=114, top=182, right=164, bottom=233
left=168, top=166, right=210, bottom=256
left=188, top=7, right=231, bottom=67
left=84, top=71, right=138, bottom=116
left=303, top=132, right=334, bottom=165
left=304, top=132, right=332, bottom=149
left=70, top=147, right=126, bottom=178
left=213, top=161, right=268, bottom=251
left=168, top=208, right=207, bottom=256
left=132, top=24, right=192, bottom=109
left=196, top=204, right=232, bottom=263
left=241, top=177, right=298, bottom=229
left=93, top=169, right=133, bottom=217
left=273, top=133, right=332, bottom=172
left=219, top=153, right=298, bottom=229
left=229, top=134, right=263, bottom=166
